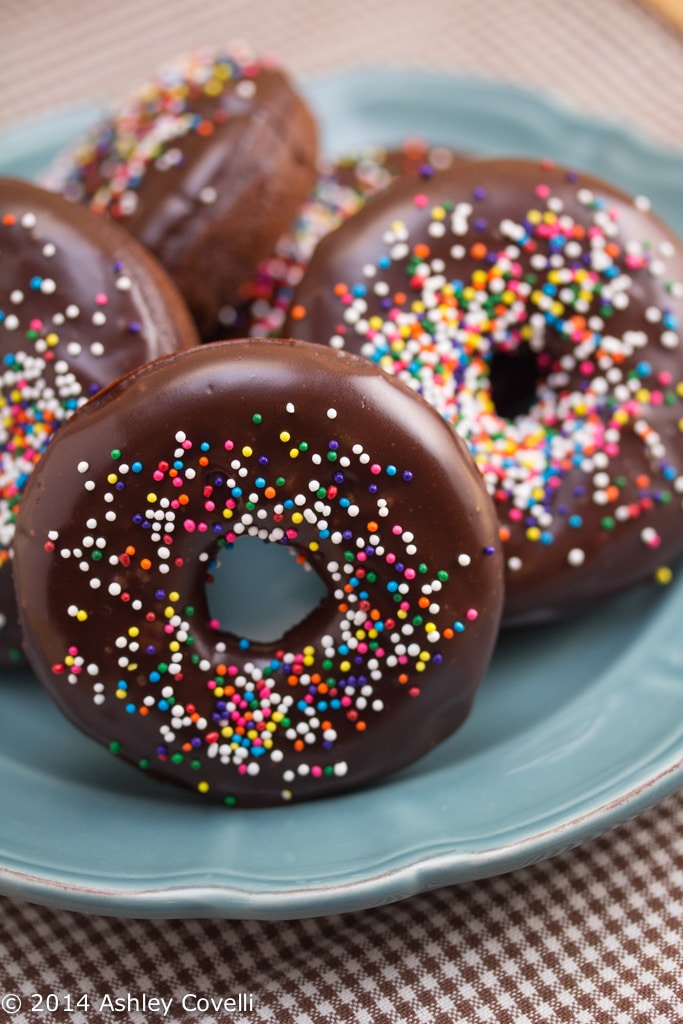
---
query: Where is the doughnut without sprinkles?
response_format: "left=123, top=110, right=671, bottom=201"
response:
left=14, top=339, right=503, bottom=806
left=286, top=159, right=683, bottom=624
left=0, top=178, right=198, bottom=666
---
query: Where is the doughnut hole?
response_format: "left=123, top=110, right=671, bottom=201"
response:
left=488, top=342, right=542, bottom=420
left=205, top=536, right=328, bottom=643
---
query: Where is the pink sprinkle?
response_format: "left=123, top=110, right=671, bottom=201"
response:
left=341, top=696, right=352, bottom=707
left=68, top=646, right=78, bottom=656
left=404, top=568, right=416, bottom=580
left=466, top=608, right=479, bottom=621
left=153, top=470, right=164, bottom=481
left=224, top=439, right=234, bottom=451
left=94, top=292, right=108, bottom=306
left=535, top=183, right=551, bottom=199
left=509, top=509, right=523, bottom=522
left=29, top=318, right=43, bottom=330
left=370, top=464, right=382, bottom=475
left=311, top=766, right=323, bottom=777
left=392, top=524, right=403, bottom=535
left=183, top=520, right=196, bottom=532
left=413, top=193, right=428, bottom=208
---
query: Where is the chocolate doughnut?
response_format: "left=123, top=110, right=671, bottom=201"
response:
left=0, top=178, right=198, bottom=665
left=14, top=339, right=503, bottom=806
left=43, top=44, right=318, bottom=337
left=215, top=139, right=466, bottom=339
left=285, top=159, right=683, bottom=624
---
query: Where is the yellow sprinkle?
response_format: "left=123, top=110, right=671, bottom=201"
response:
left=128, top=626, right=139, bottom=637
left=431, top=205, right=446, bottom=221
left=115, top=688, right=127, bottom=699
left=203, top=78, right=223, bottom=97
left=424, top=622, right=436, bottom=633
left=242, top=445, right=253, bottom=458
left=46, top=332, right=59, bottom=347
left=169, top=591, right=179, bottom=601
left=415, top=661, right=426, bottom=672
left=291, top=511, right=303, bottom=524
left=526, top=527, right=541, bottom=542
left=340, top=660, right=351, bottom=672
left=279, top=431, right=291, bottom=443
left=289, top=448, right=299, bottom=459
left=76, top=610, right=88, bottom=622
left=107, top=473, right=118, bottom=485
left=656, top=566, right=673, bottom=585
left=164, top=607, right=174, bottom=619
left=169, top=641, right=180, bottom=653
left=147, top=492, right=157, bottom=503
left=308, top=540, right=319, bottom=552
left=197, top=781, right=210, bottom=794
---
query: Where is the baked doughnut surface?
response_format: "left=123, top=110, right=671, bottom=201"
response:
left=286, top=159, right=683, bottom=624
left=14, top=339, right=503, bottom=806
left=45, top=45, right=318, bottom=336
left=0, top=178, right=198, bottom=665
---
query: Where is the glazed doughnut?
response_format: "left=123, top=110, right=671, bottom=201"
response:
left=14, top=339, right=503, bottom=806
left=215, top=139, right=466, bottom=339
left=0, top=178, right=198, bottom=665
left=285, top=158, right=683, bottom=624
left=44, top=44, right=318, bottom=336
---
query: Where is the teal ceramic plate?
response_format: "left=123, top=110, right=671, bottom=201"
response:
left=1, top=72, right=683, bottom=920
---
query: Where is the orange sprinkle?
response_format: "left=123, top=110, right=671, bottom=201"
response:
left=398, top=673, right=409, bottom=685
left=264, top=486, right=276, bottom=499
left=197, top=119, right=214, bottom=136
left=367, top=521, right=379, bottom=532
left=199, top=456, right=209, bottom=466
left=636, top=474, right=650, bottom=489
left=125, top=545, right=136, bottom=556
left=414, top=242, right=430, bottom=259
left=139, top=558, right=152, bottom=571
left=355, top=721, right=367, bottom=732
left=289, top=304, right=306, bottom=320
left=215, top=664, right=227, bottom=676
left=333, top=282, right=347, bottom=297
left=393, top=291, right=407, bottom=306
left=418, top=596, right=430, bottom=608
left=471, top=241, right=487, bottom=260
left=498, top=526, right=511, bottom=542
left=294, top=739, right=305, bottom=752
left=2, top=213, right=16, bottom=226
left=178, top=493, right=190, bottom=505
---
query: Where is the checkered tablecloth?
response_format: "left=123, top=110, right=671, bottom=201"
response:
left=2, top=1, right=683, bottom=1021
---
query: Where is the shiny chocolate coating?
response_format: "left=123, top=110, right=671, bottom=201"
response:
left=213, top=139, right=468, bottom=340
left=14, top=339, right=503, bottom=806
left=0, top=178, right=198, bottom=665
left=46, top=47, right=318, bottom=337
left=285, top=158, right=683, bottom=624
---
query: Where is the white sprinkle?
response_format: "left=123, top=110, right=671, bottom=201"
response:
left=199, top=186, right=217, bottom=205
left=21, top=212, right=37, bottom=228
left=567, top=548, right=585, bottom=567
left=116, top=275, right=132, bottom=291
left=9, top=290, right=24, bottom=304
left=40, top=278, right=56, bottom=294
left=42, top=242, right=56, bottom=258
left=77, top=461, right=90, bottom=473
left=326, top=408, right=337, bottom=419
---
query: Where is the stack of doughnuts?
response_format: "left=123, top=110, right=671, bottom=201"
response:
left=5, top=44, right=683, bottom=805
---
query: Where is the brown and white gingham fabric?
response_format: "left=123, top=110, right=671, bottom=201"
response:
left=2, top=790, right=683, bottom=1022
left=2, top=1, right=683, bottom=1021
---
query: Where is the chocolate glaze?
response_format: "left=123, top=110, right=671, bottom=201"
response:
left=0, top=178, right=198, bottom=666
left=212, top=139, right=469, bottom=340
left=14, top=339, right=503, bottom=806
left=284, top=159, right=683, bottom=625
left=47, top=49, right=318, bottom=337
